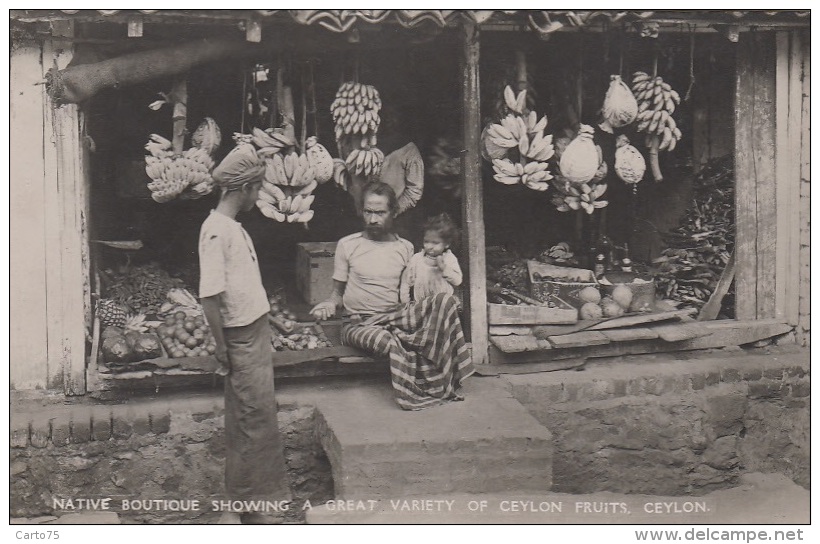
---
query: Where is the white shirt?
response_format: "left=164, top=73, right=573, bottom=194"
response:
left=400, top=250, right=463, bottom=302
left=198, top=210, right=270, bottom=328
left=333, top=232, right=414, bottom=315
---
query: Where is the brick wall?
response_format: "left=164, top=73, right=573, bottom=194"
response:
left=10, top=395, right=333, bottom=523
left=504, top=348, right=810, bottom=495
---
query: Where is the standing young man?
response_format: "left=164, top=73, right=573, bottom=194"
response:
left=199, top=144, right=291, bottom=524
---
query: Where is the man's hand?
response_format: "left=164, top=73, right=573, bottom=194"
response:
left=310, top=299, right=337, bottom=321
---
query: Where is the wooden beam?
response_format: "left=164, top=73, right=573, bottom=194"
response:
left=461, top=19, right=488, bottom=365
left=784, top=30, right=803, bottom=327
left=735, top=31, right=777, bottom=321
left=171, top=76, right=187, bottom=155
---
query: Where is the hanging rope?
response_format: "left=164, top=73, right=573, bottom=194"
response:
left=684, top=25, right=696, bottom=102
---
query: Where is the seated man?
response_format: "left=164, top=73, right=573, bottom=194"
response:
left=310, top=181, right=474, bottom=410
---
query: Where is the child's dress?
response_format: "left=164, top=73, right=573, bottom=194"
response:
left=400, top=250, right=462, bottom=303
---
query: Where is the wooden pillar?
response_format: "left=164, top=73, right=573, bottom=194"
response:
left=461, top=20, right=488, bottom=365
left=774, top=31, right=804, bottom=328
left=797, top=30, right=810, bottom=346
left=10, top=42, right=50, bottom=390
left=735, top=31, right=777, bottom=321
left=42, top=36, right=89, bottom=395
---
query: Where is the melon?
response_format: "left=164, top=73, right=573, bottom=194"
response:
left=601, top=297, right=625, bottom=318
left=580, top=302, right=603, bottom=320
left=612, top=285, right=634, bottom=310
left=579, top=286, right=601, bottom=304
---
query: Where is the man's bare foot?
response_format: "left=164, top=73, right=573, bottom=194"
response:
left=217, top=511, right=242, bottom=524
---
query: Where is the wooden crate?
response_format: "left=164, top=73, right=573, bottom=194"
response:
left=295, top=242, right=337, bottom=306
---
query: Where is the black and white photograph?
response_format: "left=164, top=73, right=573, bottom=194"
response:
left=7, top=6, right=812, bottom=536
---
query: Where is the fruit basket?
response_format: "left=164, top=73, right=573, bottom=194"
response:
left=599, top=272, right=657, bottom=313
left=527, top=261, right=599, bottom=310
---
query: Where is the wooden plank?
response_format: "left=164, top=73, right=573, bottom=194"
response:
left=797, top=30, right=810, bottom=346
left=651, top=322, right=711, bottom=342
left=489, top=325, right=533, bottom=336
left=488, top=303, right=577, bottom=325
left=774, top=31, right=790, bottom=323
left=490, top=335, right=550, bottom=354
left=735, top=31, right=778, bottom=320
left=698, top=250, right=736, bottom=321
left=549, top=320, right=793, bottom=361
left=548, top=331, right=610, bottom=349
left=586, top=309, right=696, bottom=331
left=783, top=30, right=803, bottom=327
left=477, top=358, right=585, bottom=375
left=488, top=345, right=580, bottom=366
left=600, top=328, right=659, bottom=342
left=9, top=43, right=50, bottom=391
left=461, top=19, right=488, bottom=364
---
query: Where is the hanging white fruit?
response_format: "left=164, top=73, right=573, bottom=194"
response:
left=614, top=135, right=646, bottom=185
left=305, top=136, right=334, bottom=183
left=599, top=75, right=639, bottom=134
left=558, top=124, right=599, bottom=185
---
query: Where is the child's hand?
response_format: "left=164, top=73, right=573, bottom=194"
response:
left=435, top=254, right=447, bottom=271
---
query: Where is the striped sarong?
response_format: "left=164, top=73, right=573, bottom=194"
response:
left=341, top=293, right=475, bottom=410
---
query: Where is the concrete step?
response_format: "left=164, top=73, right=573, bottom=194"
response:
left=314, top=376, right=552, bottom=500
left=305, top=472, right=809, bottom=524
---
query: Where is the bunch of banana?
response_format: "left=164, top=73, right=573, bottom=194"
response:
left=345, top=147, right=385, bottom=177
left=551, top=182, right=609, bottom=215
left=330, top=81, right=382, bottom=139
left=491, top=158, right=552, bottom=192
left=631, top=72, right=683, bottom=181
left=264, top=152, right=316, bottom=188
left=256, top=180, right=316, bottom=224
left=144, top=135, right=217, bottom=202
left=482, top=86, right=555, bottom=192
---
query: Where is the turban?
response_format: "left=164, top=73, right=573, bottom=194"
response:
left=212, top=143, right=266, bottom=190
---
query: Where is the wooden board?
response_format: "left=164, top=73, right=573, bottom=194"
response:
left=586, top=310, right=696, bottom=331
left=547, top=320, right=793, bottom=361
left=698, top=251, right=736, bottom=321
left=797, top=30, right=810, bottom=346
left=600, top=328, right=659, bottom=342
left=735, top=31, right=777, bottom=321
left=650, top=322, right=712, bottom=342
left=477, top=358, right=585, bottom=375
left=488, top=303, right=577, bottom=325
left=461, top=20, right=488, bottom=365
left=547, top=331, right=610, bottom=349
left=489, top=325, right=533, bottom=336
left=490, top=335, right=550, bottom=353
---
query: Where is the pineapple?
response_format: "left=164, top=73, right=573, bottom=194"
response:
left=97, top=299, right=127, bottom=328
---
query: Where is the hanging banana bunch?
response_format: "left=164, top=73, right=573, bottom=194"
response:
left=144, top=122, right=219, bottom=204
left=631, top=71, right=682, bottom=182
left=331, top=81, right=384, bottom=178
left=256, top=151, right=318, bottom=224
left=482, top=85, right=554, bottom=192
left=551, top=181, right=609, bottom=215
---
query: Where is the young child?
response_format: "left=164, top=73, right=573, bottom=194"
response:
left=400, top=213, right=463, bottom=304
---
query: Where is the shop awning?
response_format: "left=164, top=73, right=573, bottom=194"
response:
left=11, top=9, right=811, bottom=36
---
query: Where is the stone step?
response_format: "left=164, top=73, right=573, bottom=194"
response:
left=314, top=377, right=552, bottom=500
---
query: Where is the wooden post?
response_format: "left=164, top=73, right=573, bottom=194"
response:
left=171, top=77, right=187, bottom=155
left=797, top=30, right=810, bottom=346
left=461, top=20, right=488, bottom=364
left=775, top=31, right=803, bottom=327
left=10, top=41, right=50, bottom=390
left=735, top=31, right=777, bottom=321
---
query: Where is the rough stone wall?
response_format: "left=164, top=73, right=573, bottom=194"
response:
left=504, top=349, right=810, bottom=496
left=10, top=397, right=333, bottom=524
